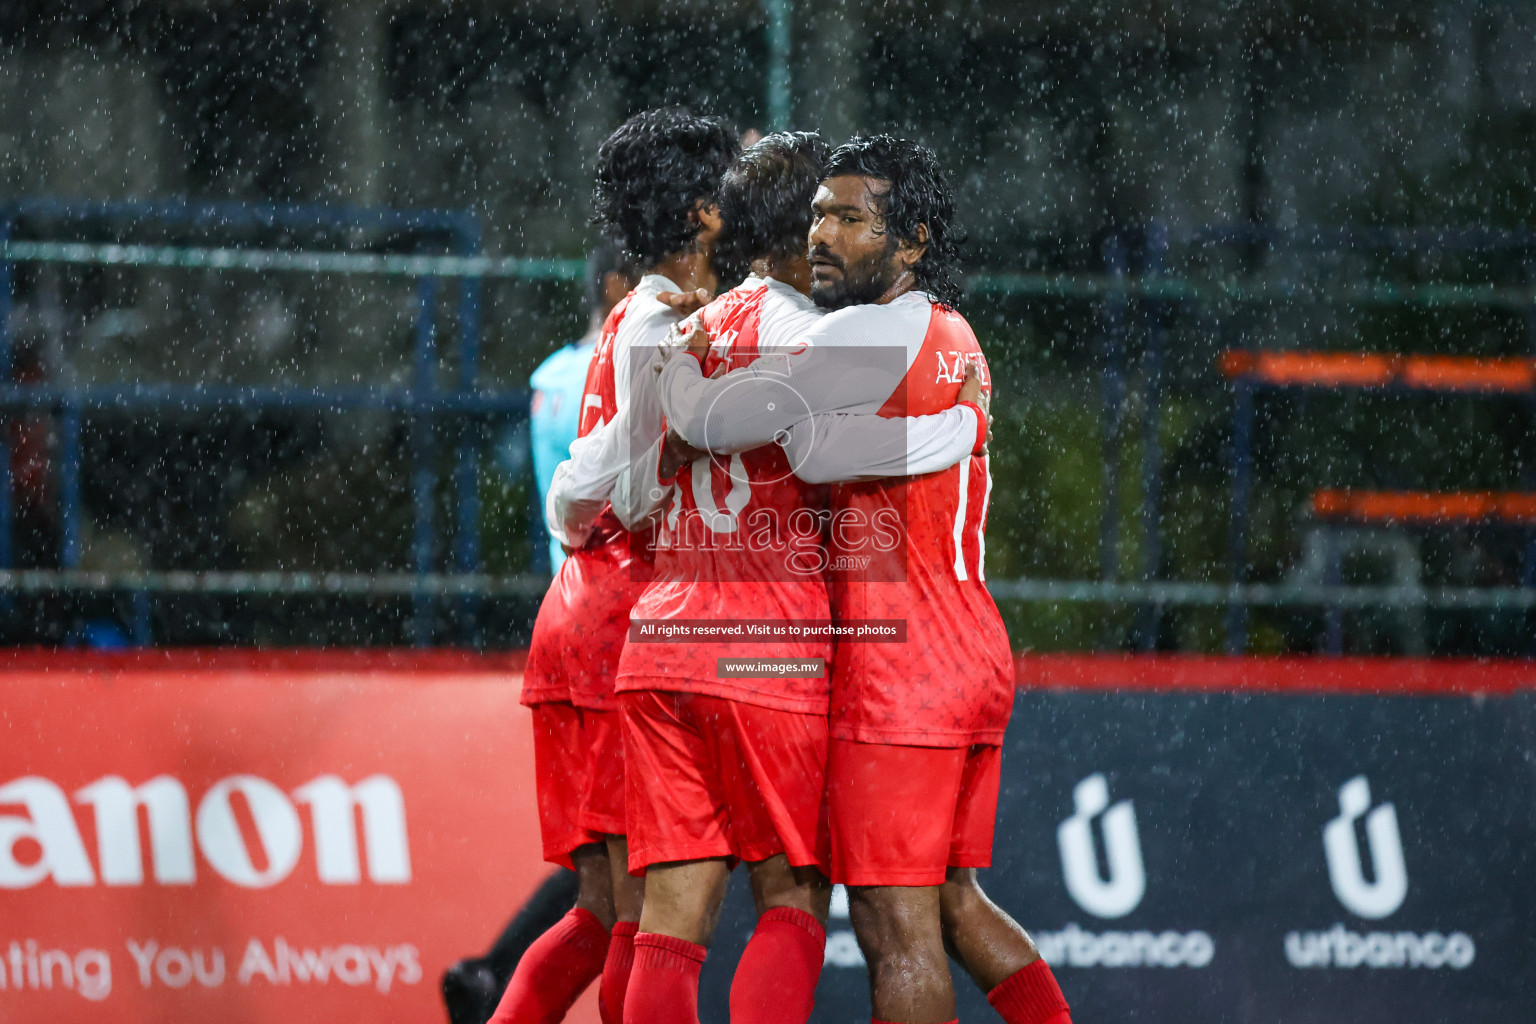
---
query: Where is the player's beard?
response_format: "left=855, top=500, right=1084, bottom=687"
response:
left=809, top=235, right=900, bottom=310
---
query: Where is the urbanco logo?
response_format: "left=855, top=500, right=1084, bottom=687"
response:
left=0, top=772, right=410, bottom=889
left=1043, top=773, right=1214, bottom=968
left=1284, top=775, right=1473, bottom=970
left=1323, top=775, right=1407, bottom=920
left=1057, top=773, right=1145, bottom=919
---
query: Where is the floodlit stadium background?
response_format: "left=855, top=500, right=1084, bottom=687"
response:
left=0, top=3, right=1534, bottom=1024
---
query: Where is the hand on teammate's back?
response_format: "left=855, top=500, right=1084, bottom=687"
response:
left=958, top=363, right=994, bottom=451
left=958, top=361, right=989, bottom=416
left=686, top=323, right=714, bottom=363
left=659, top=427, right=708, bottom=479
left=657, top=318, right=715, bottom=366
left=656, top=288, right=713, bottom=317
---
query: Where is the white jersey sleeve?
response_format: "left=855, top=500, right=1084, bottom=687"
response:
left=614, top=276, right=791, bottom=531
left=544, top=455, right=604, bottom=549
left=609, top=427, right=673, bottom=532
left=544, top=275, right=679, bottom=547
left=783, top=404, right=979, bottom=484
left=657, top=291, right=933, bottom=454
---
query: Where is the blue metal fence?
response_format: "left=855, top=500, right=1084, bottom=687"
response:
left=1, top=203, right=1532, bottom=652
left=1199, top=224, right=1536, bottom=652
left=0, top=197, right=544, bottom=646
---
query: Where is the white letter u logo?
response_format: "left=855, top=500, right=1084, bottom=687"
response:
left=1057, top=773, right=1145, bottom=919
left=1323, top=775, right=1408, bottom=920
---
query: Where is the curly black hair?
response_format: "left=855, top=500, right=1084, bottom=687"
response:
left=591, top=107, right=739, bottom=269
left=715, top=131, right=831, bottom=276
left=821, top=134, right=964, bottom=309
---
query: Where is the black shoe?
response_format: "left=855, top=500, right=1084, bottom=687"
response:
left=442, top=957, right=503, bottom=1024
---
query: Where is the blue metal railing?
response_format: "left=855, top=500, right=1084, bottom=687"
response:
left=2, top=204, right=1532, bottom=653
left=1194, top=223, right=1536, bottom=652
left=1071, top=220, right=1536, bottom=653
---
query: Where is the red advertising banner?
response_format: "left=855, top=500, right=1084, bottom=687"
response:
left=3, top=650, right=1532, bottom=1023
left=0, top=650, right=599, bottom=1024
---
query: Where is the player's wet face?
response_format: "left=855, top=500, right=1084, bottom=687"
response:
left=807, top=175, right=901, bottom=310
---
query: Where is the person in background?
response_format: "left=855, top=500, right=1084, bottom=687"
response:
left=439, top=244, right=639, bottom=1024
left=530, top=244, right=639, bottom=571
left=443, top=871, right=581, bottom=1024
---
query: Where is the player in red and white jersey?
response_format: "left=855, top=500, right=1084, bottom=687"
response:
left=616, top=135, right=833, bottom=715
left=491, top=108, right=737, bottom=1024
left=657, top=137, right=1073, bottom=1024
left=607, top=131, right=838, bottom=1024
left=605, top=130, right=835, bottom=1024
left=616, top=132, right=992, bottom=1024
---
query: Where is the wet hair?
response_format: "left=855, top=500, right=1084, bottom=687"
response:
left=716, top=131, right=831, bottom=276
left=821, top=134, right=964, bottom=308
left=581, top=240, right=634, bottom=318
left=591, top=107, right=739, bottom=269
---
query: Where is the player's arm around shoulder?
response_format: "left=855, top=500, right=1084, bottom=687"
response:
left=543, top=340, right=663, bottom=547
left=783, top=364, right=991, bottom=485
left=658, top=310, right=911, bottom=455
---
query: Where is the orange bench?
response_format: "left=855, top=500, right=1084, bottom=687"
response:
left=1312, top=489, right=1536, bottom=526
left=1220, top=349, right=1536, bottom=653
left=1220, top=351, right=1536, bottom=393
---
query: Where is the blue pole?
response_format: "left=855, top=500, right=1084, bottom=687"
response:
left=411, top=276, right=439, bottom=647
left=453, top=222, right=483, bottom=645
left=1225, top=378, right=1254, bottom=653
left=1099, top=233, right=1128, bottom=587
left=0, top=217, right=13, bottom=593
left=763, top=0, right=792, bottom=131
left=1138, top=222, right=1168, bottom=650
left=59, top=395, right=81, bottom=568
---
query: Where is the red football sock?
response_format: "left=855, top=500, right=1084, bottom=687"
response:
left=986, top=959, right=1072, bottom=1024
left=599, top=921, right=638, bottom=1024
left=622, top=932, right=706, bottom=1024
left=487, top=907, right=610, bottom=1024
left=730, top=906, right=826, bottom=1024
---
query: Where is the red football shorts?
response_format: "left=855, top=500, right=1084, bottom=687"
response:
left=620, top=690, right=829, bottom=875
left=827, top=738, right=1001, bottom=886
left=530, top=702, right=625, bottom=869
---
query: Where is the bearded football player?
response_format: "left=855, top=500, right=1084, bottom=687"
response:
left=655, top=135, right=1072, bottom=1024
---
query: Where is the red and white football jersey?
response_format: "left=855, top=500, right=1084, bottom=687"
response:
left=617, top=277, right=833, bottom=715
left=827, top=303, right=1012, bottom=747
left=655, top=290, right=1012, bottom=747
left=522, top=278, right=677, bottom=710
